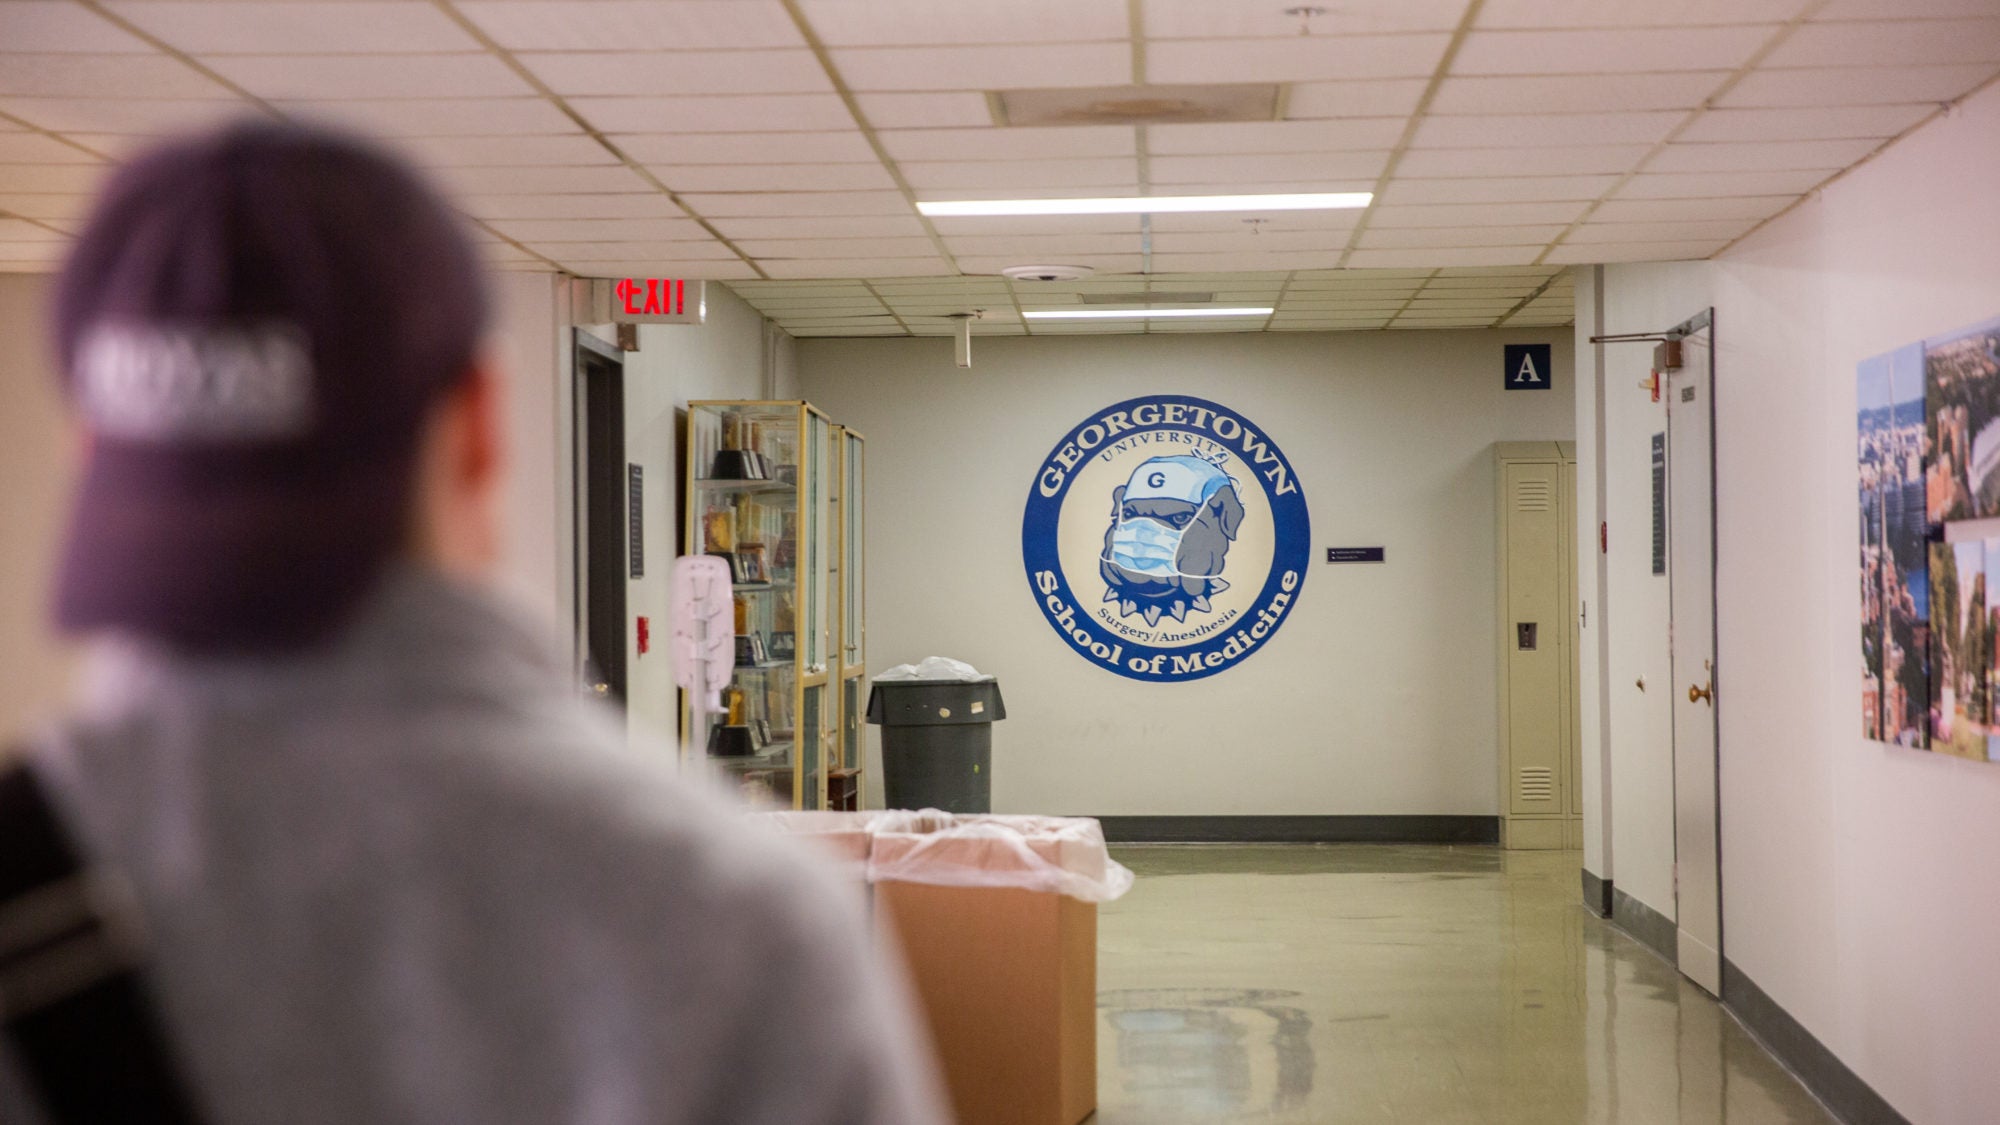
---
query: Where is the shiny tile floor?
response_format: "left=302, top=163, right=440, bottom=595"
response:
left=1093, top=845, right=1833, bottom=1125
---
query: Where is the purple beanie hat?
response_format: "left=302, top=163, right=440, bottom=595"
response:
left=50, top=120, right=489, bottom=652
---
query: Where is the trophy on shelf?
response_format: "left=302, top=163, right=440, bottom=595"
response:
left=707, top=683, right=758, bottom=757
left=707, top=411, right=769, bottom=481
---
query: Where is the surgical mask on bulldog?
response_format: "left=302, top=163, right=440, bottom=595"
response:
left=1105, top=514, right=1189, bottom=579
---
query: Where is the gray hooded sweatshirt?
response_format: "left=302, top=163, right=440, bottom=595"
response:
left=0, top=569, right=946, bottom=1125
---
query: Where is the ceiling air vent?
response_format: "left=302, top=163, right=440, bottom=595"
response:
left=996, top=84, right=1281, bottom=127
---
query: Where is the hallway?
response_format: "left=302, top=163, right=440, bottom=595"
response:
left=1097, top=846, right=1830, bottom=1124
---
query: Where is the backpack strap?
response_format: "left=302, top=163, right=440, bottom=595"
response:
left=0, top=758, right=205, bottom=1123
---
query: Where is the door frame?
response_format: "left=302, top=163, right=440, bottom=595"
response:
left=573, top=328, right=628, bottom=706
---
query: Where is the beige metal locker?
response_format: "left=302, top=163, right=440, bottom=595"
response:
left=1494, top=442, right=1580, bottom=850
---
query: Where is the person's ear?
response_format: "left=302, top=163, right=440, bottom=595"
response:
left=1211, top=487, right=1245, bottom=540
left=450, top=361, right=503, bottom=494
left=1109, top=484, right=1127, bottom=517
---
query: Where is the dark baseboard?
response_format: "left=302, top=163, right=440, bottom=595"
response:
left=1581, top=868, right=1612, bottom=918
left=1721, top=959, right=1910, bottom=1125
left=1610, top=886, right=1677, bottom=963
left=1095, top=815, right=1499, bottom=845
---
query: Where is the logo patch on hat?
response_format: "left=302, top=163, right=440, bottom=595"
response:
left=1022, top=394, right=1310, bottom=683
left=75, top=322, right=313, bottom=442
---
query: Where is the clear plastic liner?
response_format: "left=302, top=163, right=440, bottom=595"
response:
left=754, top=809, right=1134, bottom=903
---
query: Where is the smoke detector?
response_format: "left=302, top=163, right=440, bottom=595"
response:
left=1001, top=264, right=1095, bottom=282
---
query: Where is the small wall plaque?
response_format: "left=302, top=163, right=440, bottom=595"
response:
left=1326, top=547, right=1386, bottom=563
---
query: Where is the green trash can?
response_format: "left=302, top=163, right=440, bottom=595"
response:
left=866, top=679, right=1006, bottom=813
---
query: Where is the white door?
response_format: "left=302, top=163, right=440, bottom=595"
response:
left=1667, top=313, right=1722, bottom=995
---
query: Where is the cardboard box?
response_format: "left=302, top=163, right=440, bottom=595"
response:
left=870, top=823, right=1097, bottom=1125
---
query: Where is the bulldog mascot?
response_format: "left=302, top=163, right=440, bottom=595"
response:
left=1100, top=454, right=1246, bottom=626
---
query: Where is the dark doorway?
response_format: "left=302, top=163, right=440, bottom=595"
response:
left=576, top=331, right=627, bottom=706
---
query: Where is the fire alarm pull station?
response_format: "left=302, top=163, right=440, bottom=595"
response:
left=636, top=616, right=650, bottom=656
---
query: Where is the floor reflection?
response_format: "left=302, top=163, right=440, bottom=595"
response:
left=1092, top=845, right=1831, bottom=1125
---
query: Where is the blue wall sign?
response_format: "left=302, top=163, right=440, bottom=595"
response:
left=1504, top=343, right=1553, bottom=390
left=1022, top=394, right=1311, bottom=682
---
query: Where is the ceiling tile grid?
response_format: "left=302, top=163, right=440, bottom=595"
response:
left=0, top=0, right=1994, bottom=325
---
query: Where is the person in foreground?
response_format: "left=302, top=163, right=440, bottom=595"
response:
left=0, top=121, right=947, bottom=1125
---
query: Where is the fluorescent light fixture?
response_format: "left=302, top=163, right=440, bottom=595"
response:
left=918, top=192, right=1371, bottom=217
left=1023, top=307, right=1274, bottom=320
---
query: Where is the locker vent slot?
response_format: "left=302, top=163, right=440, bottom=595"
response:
left=1515, top=480, right=1552, bottom=512
left=1518, top=766, right=1555, bottom=802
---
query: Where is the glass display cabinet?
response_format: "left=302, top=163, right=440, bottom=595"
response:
left=684, top=402, right=838, bottom=809
left=832, top=427, right=867, bottom=812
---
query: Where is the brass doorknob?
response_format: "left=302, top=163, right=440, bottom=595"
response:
left=1688, top=682, right=1712, bottom=705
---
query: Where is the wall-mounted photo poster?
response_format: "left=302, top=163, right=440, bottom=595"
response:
left=1859, top=343, right=1929, bottom=747
left=1988, top=540, right=2000, bottom=764
left=1923, top=315, right=2000, bottom=525
left=1929, top=539, right=1993, bottom=758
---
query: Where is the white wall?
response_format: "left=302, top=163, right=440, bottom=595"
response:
left=800, top=328, right=1573, bottom=816
left=1588, top=85, right=2000, bottom=1123
left=489, top=271, right=571, bottom=625
left=615, top=285, right=798, bottom=754
left=0, top=274, right=77, bottom=744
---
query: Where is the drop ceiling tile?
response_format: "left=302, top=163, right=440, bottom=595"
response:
left=432, top=165, right=655, bottom=196
left=1145, top=211, right=1358, bottom=233
left=786, top=325, right=907, bottom=336
left=758, top=257, right=954, bottom=278
left=802, top=0, right=1126, bottom=45
left=0, top=242, right=70, bottom=262
left=834, top=44, right=1129, bottom=92
left=104, top=2, right=482, bottom=54
left=0, top=54, right=234, bottom=99
left=1149, top=34, right=1451, bottom=84
left=1676, top=105, right=1937, bottom=143
left=1478, top=0, right=1803, bottom=25
left=654, top=163, right=899, bottom=193
left=393, top=135, right=618, bottom=168
left=1380, top=176, right=1620, bottom=204
left=564, top=259, right=763, bottom=280
left=1150, top=231, right=1350, bottom=254
left=489, top=217, right=707, bottom=242
left=1543, top=239, right=1726, bottom=264
left=1817, top=0, right=2000, bottom=16
left=854, top=92, right=994, bottom=130
left=942, top=233, right=1137, bottom=257
left=1566, top=219, right=1758, bottom=243
left=460, top=194, right=686, bottom=220
left=683, top=190, right=913, bottom=217
left=1280, top=296, right=1417, bottom=309
left=900, top=157, right=1137, bottom=190
left=0, top=194, right=94, bottom=220
left=1396, top=146, right=1650, bottom=177
left=1422, top=274, right=1544, bottom=289
left=282, top=99, right=580, bottom=138
left=1345, top=247, right=1542, bottom=268
left=713, top=215, right=929, bottom=239
left=571, top=95, right=856, bottom=134
left=1592, top=194, right=1800, bottom=222
left=204, top=54, right=535, bottom=101
left=1647, top=138, right=1877, bottom=173
left=1615, top=169, right=1832, bottom=198
left=615, top=131, right=878, bottom=165
left=735, top=237, right=940, bottom=258
left=880, top=126, right=1135, bottom=162
left=529, top=240, right=740, bottom=261
left=1361, top=225, right=1565, bottom=249
left=0, top=3, right=153, bottom=52
left=0, top=97, right=242, bottom=136
left=1719, top=64, right=1998, bottom=108
left=1284, top=80, right=1429, bottom=119
left=1145, top=0, right=1469, bottom=36
left=1413, top=112, right=1683, bottom=149
left=1428, top=73, right=1721, bottom=116
left=458, top=0, right=804, bottom=51
left=1453, top=27, right=1772, bottom=75
left=0, top=134, right=104, bottom=164
left=1146, top=251, right=1345, bottom=272
left=1371, top=201, right=1589, bottom=227
left=519, top=51, right=832, bottom=97
left=1147, top=119, right=1406, bottom=155
left=0, top=165, right=107, bottom=194
left=1269, top=320, right=1392, bottom=331
left=956, top=253, right=1144, bottom=274
left=1148, top=152, right=1389, bottom=183
left=928, top=214, right=1141, bottom=236
left=0, top=217, right=67, bottom=241
left=1765, top=19, right=2000, bottom=67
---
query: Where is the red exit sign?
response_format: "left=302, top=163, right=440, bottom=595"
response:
left=576, top=277, right=707, bottom=325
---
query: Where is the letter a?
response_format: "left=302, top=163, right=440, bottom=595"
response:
left=1515, top=354, right=1542, bottom=384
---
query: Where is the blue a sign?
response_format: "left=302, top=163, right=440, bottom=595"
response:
left=1021, top=394, right=1311, bottom=682
left=1505, top=343, right=1553, bottom=390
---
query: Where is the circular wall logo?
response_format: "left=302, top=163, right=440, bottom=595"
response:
left=1022, top=394, right=1310, bottom=682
